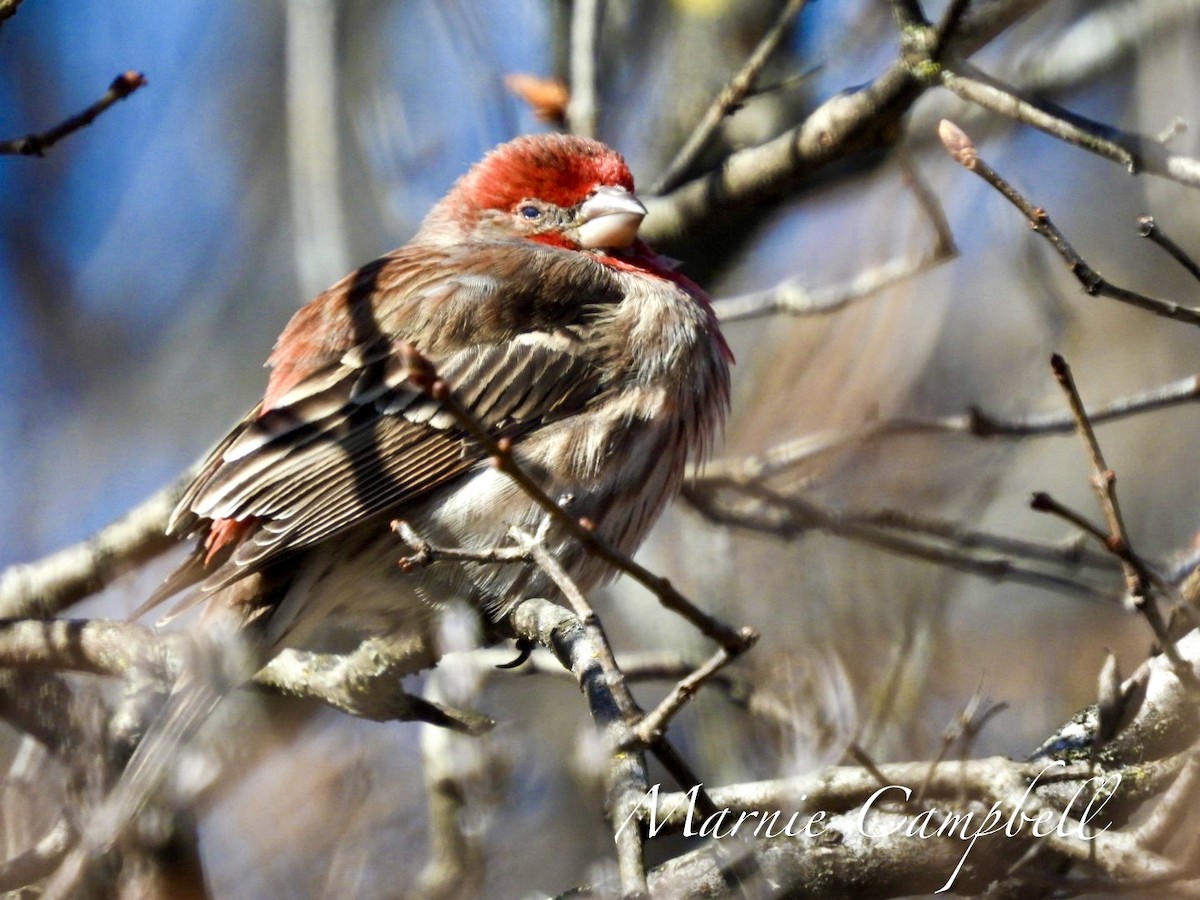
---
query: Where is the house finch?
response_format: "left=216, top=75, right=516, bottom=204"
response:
left=147, top=132, right=732, bottom=664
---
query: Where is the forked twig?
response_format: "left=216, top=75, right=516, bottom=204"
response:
left=616, top=645, right=739, bottom=751
left=653, top=0, right=810, bottom=194
left=1036, top=354, right=1199, bottom=687
left=938, top=119, right=1200, bottom=327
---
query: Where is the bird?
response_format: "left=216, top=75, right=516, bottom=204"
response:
left=45, top=133, right=733, bottom=893
left=144, top=131, right=732, bottom=673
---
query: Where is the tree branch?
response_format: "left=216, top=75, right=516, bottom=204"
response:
left=652, top=0, right=810, bottom=194
left=939, top=119, right=1200, bottom=327
left=0, top=0, right=26, bottom=25
left=642, top=0, right=1050, bottom=243
left=0, top=465, right=197, bottom=620
left=940, top=62, right=1200, bottom=189
left=0, top=72, right=147, bottom=157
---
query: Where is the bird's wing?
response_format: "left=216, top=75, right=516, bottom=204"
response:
left=148, top=241, right=618, bottom=608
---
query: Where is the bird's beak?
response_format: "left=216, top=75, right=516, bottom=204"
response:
left=575, top=185, right=647, bottom=250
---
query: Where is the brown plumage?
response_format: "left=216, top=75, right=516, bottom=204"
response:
left=145, top=133, right=731, bottom=656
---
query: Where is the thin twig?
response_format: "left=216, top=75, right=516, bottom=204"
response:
left=652, top=0, right=809, bottom=194
left=510, top=526, right=638, bottom=722
left=939, top=63, right=1200, bottom=188
left=1029, top=492, right=1110, bottom=546
left=1050, top=356, right=1133, bottom=569
left=850, top=506, right=1113, bottom=571
left=938, top=119, right=1200, bottom=327
left=715, top=152, right=956, bottom=323
left=694, top=373, right=1200, bottom=482
left=900, top=148, right=958, bottom=258
left=889, top=0, right=928, bottom=31
left=617, top=645, right=739, bottom=751
left=930, top=0, right=973, bottom=54
left=472, top=647, right=761, bottom=710
left=917, top=681, right=1005, bottom=802
left=715, top=254, right=936, bottom=323
left=685, top=483, right=1112, bottom=601
left=1031, top=493, right=1191, bottom=628
left=1138, top=215, right=1200, bottom=283
left=1043, top=355, right=1198, bottom=687
left=392, top=519, right=531, bottom=570
left=0, top=72, right=147, bottom=157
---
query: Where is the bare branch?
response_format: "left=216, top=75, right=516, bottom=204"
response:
left=939, top=62, right=1200, bottom=189
left=0, top=72, right=147, bottom=157
left=285, top=0, right=350, bottom=295
left=510, top=527, right=635, bottom=715
left=255, top=638, right=488, bottom=732
left=1017, top=1, right=1200, bottom=94
left=504, top=598, right=649, bottom=895
left=929, top=0, right=973, bottom=53
left=652, top=0, right=810, bottom=194
left=714, top=154, right=956, bottom=323
left=625, top=625, right=1200, bottom=900
left=696, top=373, right=1200, bottom=486
left=939, top=120, right=1200, bottom=327
left=0, top=816, right=74, bottom=894
left=684, top=484, right=1113, bottom=601
left=643, top=0, right=1050, bottom=243
left=890, top=0, right=928, bottom=31
left=417, top=646, right=494, bottom=898
left=0, top=618, right=169, bottom=681
left=1139, top=751, right=1200, bottom=853
left=0, top=464, right=197, bottom=619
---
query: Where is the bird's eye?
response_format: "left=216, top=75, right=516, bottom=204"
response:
left=518, top=205, right=542, bottom=220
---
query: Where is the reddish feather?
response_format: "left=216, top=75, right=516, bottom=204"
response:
left=451, top=133, right=634, bottom=215
left=262, top=135, right=636, bottom=412
left=204, top=516, right=256, bottom=564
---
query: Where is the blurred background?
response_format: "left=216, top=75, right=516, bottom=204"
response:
left=3, top=0, right=1200, bottom=895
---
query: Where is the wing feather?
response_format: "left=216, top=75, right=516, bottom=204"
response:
left=150, top=240, right=622, bottom=608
